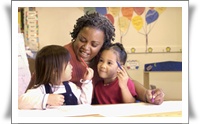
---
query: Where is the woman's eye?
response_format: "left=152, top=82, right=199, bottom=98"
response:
left=92, top=43, right=98, bottom=47
left=80, top=38, right=86, bottom=42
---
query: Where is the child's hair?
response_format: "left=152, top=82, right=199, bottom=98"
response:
left=30, top=45, right=71, bottom=89
left=103, top=42, right=127, bottom=65
left=70, top=12, right=115, bottom=52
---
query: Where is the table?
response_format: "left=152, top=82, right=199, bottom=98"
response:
left=16, top=101, right=187, bottom=123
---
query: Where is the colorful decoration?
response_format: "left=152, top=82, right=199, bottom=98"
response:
left=145, top=9, right=159, bottom=25
left=24, top=9, right=39, bottom=51
left=148, top=47, right=153, bottom=53
left=132, top=15, right=143, bottom=31
left=96, top=7, right=107, bottom=15
left=131, top=48, right=136, bottom=53
left=107, top=7, right=120, bottom=17
left=84, top=7, right=96, bottom=14
left=121, top=7, right=134, bottom=20
left=118, top=16, right=130, bottom=34
left=105, top=14, right=114, bottom=24
left=133, top=7, right=145, bottom=15
left=82, top=7, right=167, bottom=53
left=126, top=60, right=139, bottom=70
left=166, top=47, right=171, bottom=52
left=155, top=7, right=167, bottom=15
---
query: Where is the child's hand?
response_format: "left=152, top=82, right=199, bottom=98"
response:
left=117, top=66, right=129, bottom=89
left=47, top=94, right=65, bottom=106
left=83, top=67, right=94, bottom=81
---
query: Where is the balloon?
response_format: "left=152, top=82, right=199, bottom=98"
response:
left=105, top=14, right=114, bottom=25
left=131, top=15, right=143, bottom=31
left=84, top=7, right=96, bottom=14
left=133, top=7, right=145, bottom=15
left=108, top=7, right=120, bottom=17
left=155, top=7, right=166, bottom=15
left=121, top=7, right=134, bottom=20
left=145, top=9, right=159, bottom=24
left=118, top=16, right=130, bottom=34
left=96, top=7, right=107, bottom=15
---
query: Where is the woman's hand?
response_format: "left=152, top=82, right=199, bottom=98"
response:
left=145, top=88, right=165, bottom=105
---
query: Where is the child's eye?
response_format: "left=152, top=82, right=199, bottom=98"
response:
left=99, top=59, right=103, bottom=62
left=108, top=62, right=112, bottom=65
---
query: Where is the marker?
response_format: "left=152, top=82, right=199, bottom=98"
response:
left=117, top=61, right=122, bottom=70
left=151, top=90, right=155, bottom=103
left=80, top=57, right=88, bottom=68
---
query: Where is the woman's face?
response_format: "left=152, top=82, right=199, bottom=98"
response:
left=73, top=27, right=105, bottom=62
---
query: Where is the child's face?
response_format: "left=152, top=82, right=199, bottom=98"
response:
left=97, top=50, right=119, bottom=82
left=62, top=62, right=73, bottom=82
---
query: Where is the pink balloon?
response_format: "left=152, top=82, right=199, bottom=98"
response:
left=133, top=7, right=145, bottom=15
left=105, top=14, right=114, bottom=25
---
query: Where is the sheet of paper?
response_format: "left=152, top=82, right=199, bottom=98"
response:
left=18, top=101, right=182, bottom=117
left=18, top=33, right=31, bottom=96
left=93, top=101, right=182, bottom=117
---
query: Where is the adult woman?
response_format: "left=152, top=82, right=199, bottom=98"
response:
left=64, top=12, right=164, bottom=105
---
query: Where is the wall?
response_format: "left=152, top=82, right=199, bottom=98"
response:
left=31, top=7, right=182, bottom=100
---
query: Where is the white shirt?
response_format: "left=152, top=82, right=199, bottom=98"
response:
left=18, top=80, right=93, bottom=110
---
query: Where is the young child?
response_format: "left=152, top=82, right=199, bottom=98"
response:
left=18, top=45, right=94, bottom=109
left=93, top=43, right=137, bottom=104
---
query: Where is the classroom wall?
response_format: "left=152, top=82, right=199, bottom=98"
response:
left=25, top=7, right=182, bottom=100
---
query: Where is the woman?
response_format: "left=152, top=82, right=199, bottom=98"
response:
left=64, top=12, right=164, bottom=105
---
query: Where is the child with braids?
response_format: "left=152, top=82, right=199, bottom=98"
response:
left=18, top=45, right=93, bottom=109
left=93, top=43, right=137, bottom=104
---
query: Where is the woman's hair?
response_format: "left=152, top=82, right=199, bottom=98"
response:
left=70, top=12, right=115, bottom=52
left=27, top=45, right=71, bottom=89
left=103, top=42, right=127, bottom=65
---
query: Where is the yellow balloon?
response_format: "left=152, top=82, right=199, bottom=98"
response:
left=155, top=7, right=166, bottom=15
left=108, top=7, right=120, bottom=17
left=118, top=16, right=130, bottom=33
left=132, top=15, right=143, bottom=31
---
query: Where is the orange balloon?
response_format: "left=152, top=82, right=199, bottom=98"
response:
left=121, top=7, right=134, bottom=20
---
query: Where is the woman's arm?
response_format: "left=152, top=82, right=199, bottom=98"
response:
left=133, top=79, right=147, bottom=102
